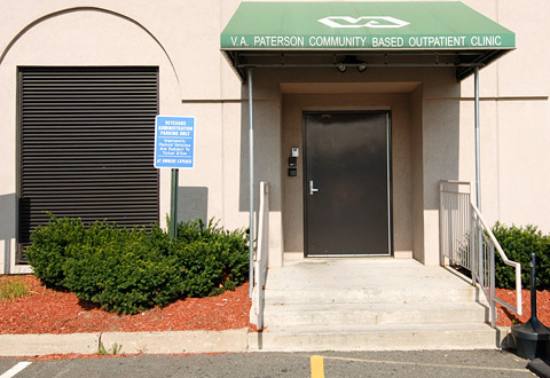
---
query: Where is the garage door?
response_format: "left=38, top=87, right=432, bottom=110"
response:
left=18, top=67, right=159, bottom=252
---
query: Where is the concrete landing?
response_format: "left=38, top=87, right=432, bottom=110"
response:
left=252, top=259, right=496, bottom=352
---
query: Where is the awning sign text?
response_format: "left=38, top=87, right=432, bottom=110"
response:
left=227, top=34, right=505, bottom=49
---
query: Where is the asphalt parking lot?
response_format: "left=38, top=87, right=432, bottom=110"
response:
left=0, top=350, right=533, bottom=378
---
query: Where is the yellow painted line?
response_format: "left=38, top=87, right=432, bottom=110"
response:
left=310, top=355, right=325, bottom=378
left=319, top=355, right=530, bottom=373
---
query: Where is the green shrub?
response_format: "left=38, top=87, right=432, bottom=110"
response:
left=62, top=223, right=184, bottom=314
left=175, top=220, right=249, bottom=297
left=493, top=222, right=550, bottom=290
left=27, top=215, right=248, bottom=314
left=26, top=216, right=86, bottom=288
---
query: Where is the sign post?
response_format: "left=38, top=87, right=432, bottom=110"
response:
left=154, top=116, right=196, bottom=239
left=169, top=169, right=179, bottom=238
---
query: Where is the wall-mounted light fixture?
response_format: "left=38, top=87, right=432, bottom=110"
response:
left=336, top=63, right=347, bottom=73
left=336, top=55, right=367, bottom=73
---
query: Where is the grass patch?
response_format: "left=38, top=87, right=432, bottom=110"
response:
left=0, top=279, right=30, bottom=300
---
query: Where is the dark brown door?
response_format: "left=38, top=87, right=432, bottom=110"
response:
left=304, top=111, right=391, bottom=256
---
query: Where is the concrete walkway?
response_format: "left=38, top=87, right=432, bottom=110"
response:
left=253, top=258, right=496, bottom=351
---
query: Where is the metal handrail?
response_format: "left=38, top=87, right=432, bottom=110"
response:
left=439, top=180, right=523, bottom=328
left=439, top=181, right=472, bottom=270
left=470, top=204, right=523, bottom=318
left=252, top=181, right=269, bottom=330
left=440, top=180, right=472, bottom=185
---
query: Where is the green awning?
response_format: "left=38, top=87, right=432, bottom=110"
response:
left=221, top=2, right=514, bottom=50
left=221, top=2, right=515, bottom=80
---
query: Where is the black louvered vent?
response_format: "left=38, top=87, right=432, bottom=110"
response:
left=18, top=67, right=159, bottom=245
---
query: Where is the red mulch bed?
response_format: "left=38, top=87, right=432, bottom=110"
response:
left=0, top=275, right=250, bottom=334
left=496, top=288, right=550, bottom=326
left=3, top=276, right=546, bottom=334
left=28, top=352, right=223, bottom=361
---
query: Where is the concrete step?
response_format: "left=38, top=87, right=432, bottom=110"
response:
left=264, top=286, right=476, bottom=305
left=263, top=303, right=488, bottom=328
left=249, top=322, right=497, bottom=352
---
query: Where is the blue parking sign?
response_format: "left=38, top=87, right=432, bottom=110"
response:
left=154, top=116, right=195, bottom=169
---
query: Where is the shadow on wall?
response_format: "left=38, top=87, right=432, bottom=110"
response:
left=0, top=193, right=16, bottom=240
left=425, top=71, right=461, bottom=210
left=239, top=83, right=252, bottom=214
left=238, top=75, right=283, bottom=214
left=0, top=193, right=16, bottom=273
left=177, top=186, right=208, bottom=224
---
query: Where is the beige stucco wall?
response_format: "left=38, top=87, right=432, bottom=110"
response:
left=1, top=0, right=549, bottom=273
left=457, top=0, right=550, bottom=230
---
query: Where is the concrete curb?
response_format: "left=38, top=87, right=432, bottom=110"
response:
left=0, top=327, right=513, bottom=356
left=0, top=328, right=249, bottom=356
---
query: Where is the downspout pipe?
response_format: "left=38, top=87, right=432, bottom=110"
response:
left=474, top=68, right=483, bottom=291
left=474, top=67, right=481, bottom=210
left=247, top=68, right=255, bottom=298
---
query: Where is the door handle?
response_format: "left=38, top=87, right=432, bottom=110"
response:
left=309, top=180, right=319, bottom=195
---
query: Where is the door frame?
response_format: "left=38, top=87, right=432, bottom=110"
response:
left=302, top=109, right=394, bottom=258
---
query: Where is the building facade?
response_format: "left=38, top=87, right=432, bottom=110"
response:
left=1, top=0, right=549, bottom=274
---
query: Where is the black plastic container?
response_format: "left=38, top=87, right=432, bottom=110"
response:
left=511, top=253, right=550, bottom=360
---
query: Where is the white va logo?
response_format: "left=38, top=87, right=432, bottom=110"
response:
left=318, top=16, right=409, bottom=29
